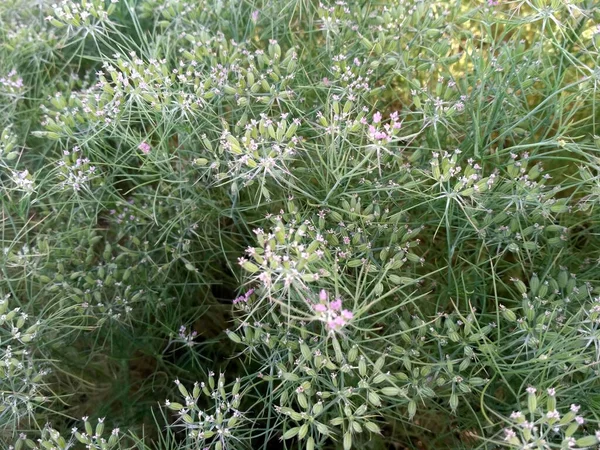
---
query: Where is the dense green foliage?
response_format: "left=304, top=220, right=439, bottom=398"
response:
left=2, top=0, right=600, bottom=448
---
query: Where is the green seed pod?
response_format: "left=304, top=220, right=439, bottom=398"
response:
left=38, top=275, right=52, bottom=283
left=312, top=401, right=323, bottom=416
left=513, top=279, right=527, bottom=295
left=365, top=421, right=380, bottom=434
left=372, top=373, right=387, bottom=384
left=177, top=382, right=189, bottom=398
left=343, top=431, right=352, bottom=450
left=103, top=243, right=112, bottom=260
left=332, top=101, right=340, bottom=116
left=550, top=201, right=568, bottom=214
left=280, top=390, right=288, bottom=406
left=315, top=421, right=329, bottom=435
left=449, top=392, right=459, bottom=412
left=359, top=357, right=367, bottom=377
left=192, top=382, right=200, bottom=399
left=563, top=422, right=578, bottom=438
left=380, top=386, right=400, bottom=396
left=529, top=273, right=540, bottom=295
left=332, top=338, right=344, bottom=363
left=527, top=390, right=537, bottom=413
left=75, top=432, right=87, bottom=444
left=298, top=423, right=309, bottom=440
left=95, top=421, right=105, bottom=438
left=500, top=306, right=517, bottom=322
left=282, top=427, right=300, bottom=440
left=348, top=345, right=358, bottom=363
left=301, top=344, right=312, bottom=362
left=223, top=85, right=237, bottom=95
left=557, top=269, right=568, bottom=289
left=241, top=261, right=259, bottom=273
left=85, top=419, right=93, bottom=436
left=226, top=135, right=242, bottom=154
left=374, top=282, right=384, bottom=296
left=343, top=100, right=353, bottom=114
left=260, top=78, right=270, bottom=92
left=408, top=400, right=417, bottom=420
left=547, top=393, right=556, bottom=412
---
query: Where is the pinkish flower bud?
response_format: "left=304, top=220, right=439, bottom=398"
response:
left=138, top=142, right=151, bottom=154
left=314, top=304, right=327, bottom=313
left=319, top=289, right=328, bottom=302
left=341, top=309, right=353, bottom=320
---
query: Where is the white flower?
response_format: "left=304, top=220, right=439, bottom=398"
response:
left=570, top=404, right=580, bottom=413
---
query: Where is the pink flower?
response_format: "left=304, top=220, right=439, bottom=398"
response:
left=314, top=304, right=327, bottom=313
left=368, top=125, right=388, bottom=141
left=138, top=142, right=151, bottom=154
left=333, top=316, right=346, bottom=328
left=373, top=112, right=382, bottom=124
left=329, top=299, right=342, bottom=311
left=233, top=289, right=255, bottom=305
left=310, top=289, right=354, bottom=332
left=327, top=316, right=347, bottom=330
left=341, top=309, right=353, bottom=320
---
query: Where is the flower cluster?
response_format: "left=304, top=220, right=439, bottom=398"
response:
left=46, top=0, right=117, bottom=30
left=232, top=288, right=254, bottom=305
left=366, top=111, right=402, bottom=142
left=56, top=146, right=98, bottom=192
left=216, top=114, right=302, bottom=193
left=1, top=294, right=47, bottom=429
left=502, top=388, right=600, bottom=448
left=0, top=69, right=25, bottom=96
left=10, top=169, right=35, bottom=194
left=310, top=289, right=353, bottom=331
left=14, top=418, right=122, bottom=450
left=165, top=373, right=244, bottom=449
left=238, top=217, right=330, bottom=293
